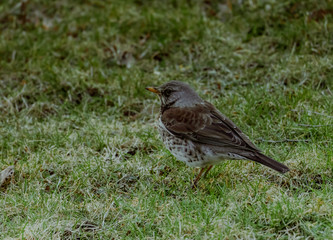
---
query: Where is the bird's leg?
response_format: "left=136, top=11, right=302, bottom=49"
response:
left=192, top=167, right=207, bottom=188
left=203, top=165, right=213, bottom=178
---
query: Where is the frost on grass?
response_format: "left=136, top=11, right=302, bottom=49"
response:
left=1, top=0, right=332, bottom=239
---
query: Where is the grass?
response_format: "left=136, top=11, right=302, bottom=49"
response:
left=0, top=0, right=332, bottom=239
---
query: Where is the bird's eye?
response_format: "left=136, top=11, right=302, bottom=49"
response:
left=163, top=89, right=172, bottom=97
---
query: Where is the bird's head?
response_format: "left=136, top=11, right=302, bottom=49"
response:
left=146, top=81, right=203, bottom=109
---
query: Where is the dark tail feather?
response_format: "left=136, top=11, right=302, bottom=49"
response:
left=243, top=152, right=290, bottom=173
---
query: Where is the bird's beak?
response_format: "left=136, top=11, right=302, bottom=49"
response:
left=145, top=87, right=161, bottom=95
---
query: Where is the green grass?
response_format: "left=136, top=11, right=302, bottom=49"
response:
left=0, top=0, right=332, bottom=239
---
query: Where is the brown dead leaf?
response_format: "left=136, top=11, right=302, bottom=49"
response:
left=308, top=9, right=333, bottom=22
left=0, top=165, right=15, bottom=189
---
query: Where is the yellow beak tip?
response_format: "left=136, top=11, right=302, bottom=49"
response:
left=146, top=87, right=160, bottom=94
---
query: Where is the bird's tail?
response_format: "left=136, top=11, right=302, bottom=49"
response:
left=242, top=152, right=290, bottom=173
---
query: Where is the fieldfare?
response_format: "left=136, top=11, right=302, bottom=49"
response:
left=146, top=81, right=289, bottom=187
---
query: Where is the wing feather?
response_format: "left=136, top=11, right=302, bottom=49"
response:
left=161, top=102, right=259, bottom=151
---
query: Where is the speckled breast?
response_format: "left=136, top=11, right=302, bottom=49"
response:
left=157, top=119, right=206, bottom=167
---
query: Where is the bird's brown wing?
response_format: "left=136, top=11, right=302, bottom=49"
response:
left=161, top=102, right=259, bottom=151
left=204, top=101, right=259, bottom=151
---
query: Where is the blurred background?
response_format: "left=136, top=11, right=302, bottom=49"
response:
left=1, top=0, right=332, bottom=118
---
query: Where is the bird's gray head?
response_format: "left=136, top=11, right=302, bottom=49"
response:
left=146, top=81, right=203, bottom=108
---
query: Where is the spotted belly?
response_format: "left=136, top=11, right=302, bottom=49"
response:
left=157, top=119, right=246, bottom=167
left=157, top=120, right=209, bottom=167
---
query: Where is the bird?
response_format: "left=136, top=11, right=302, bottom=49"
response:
left=146, top=81, right=290, bottom=187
